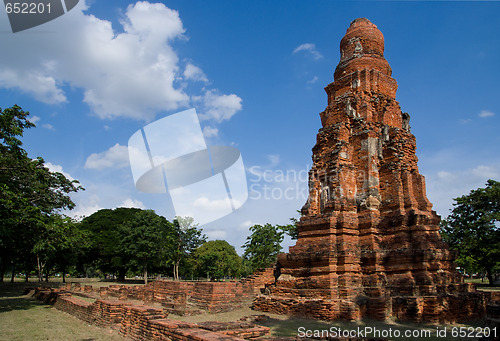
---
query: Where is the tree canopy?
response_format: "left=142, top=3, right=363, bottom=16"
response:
left=191, top=240, right=242, bottom=281
left=441, top=179, right=500, bottom=284
left=0, top=105, right=83, bottom=281
left=242, top=223, right=284, bottom=273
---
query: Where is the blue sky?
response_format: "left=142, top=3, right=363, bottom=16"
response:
left=1, top=1, right=499, bottom=253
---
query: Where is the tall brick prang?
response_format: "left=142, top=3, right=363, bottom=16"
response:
left=253, top=18, right=487, bottom=322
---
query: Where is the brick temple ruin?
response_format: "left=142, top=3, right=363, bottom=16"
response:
left=253, top=18, right=490, bottom=322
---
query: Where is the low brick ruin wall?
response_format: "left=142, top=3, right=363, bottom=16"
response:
left=253, top=286, right=500, bottom=324
left=66, top=268, right=276, bottom=315
left=29, top=287, right=270, bottom=341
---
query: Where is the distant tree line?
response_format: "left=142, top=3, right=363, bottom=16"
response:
left=0, top=105, right=296, bottom=283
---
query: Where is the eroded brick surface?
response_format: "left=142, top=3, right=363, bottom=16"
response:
left=253, top=18, right=489, bottom=323
left=29, top=288, right=264, bottom=341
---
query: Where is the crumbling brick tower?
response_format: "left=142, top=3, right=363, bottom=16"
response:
left=254, top=18, right=486, bottom=322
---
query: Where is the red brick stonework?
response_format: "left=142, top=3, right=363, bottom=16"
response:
left=253, top=18, right=488, bottom=322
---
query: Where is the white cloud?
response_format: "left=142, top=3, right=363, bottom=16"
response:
left=0, top=69, right=67, bottom=104
left=198, top=90, right=242, bottom=122
left=28, top=115, right=41, bottom=124
left=0, top=1, right=190, bottom=121
left=240, top=220, right=253, bottom=229
left=85, top=143, right=130, bottom=169
left=69, top=193, right=102, bottom=220
left=184, top=63, right=208, bottom=83
left=267, top=154, right=281, bottom=168
left=119, top=198, right=146, bottom=209
left=479, top=110, right=495, bottom=118
left=44, top=162, right=75, bottom=181
left=471, top=165, right=500, bottom=178
left=193, top=197, right=233, bottom=210
left=307, top=76, right=319, bottom=84
left=293, top=43, right=323, bottom=60
left=206, top=229, right=227, bottom=240
left=425, top=163, right=500, bottom=218
left=203, top=126, right=218, bottom=137
left=42, top=123, right=55, bottom=131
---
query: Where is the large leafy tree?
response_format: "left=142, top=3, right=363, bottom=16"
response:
left=33, top=215, right=89, bottom=283
left=242, top=223, right=284, bottom=273
left=0, top=105, right=83, bottom=281
left=441, top=179, right=500, bottom=284
left=120, top=210, right=175, bottom=284
left=191, top=240, right=242, bottom=281
left=79, top=207, right=143, bottom=280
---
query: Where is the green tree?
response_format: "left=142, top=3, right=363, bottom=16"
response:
left=169, top=216, right=206, bottom=280
left=278, top=216, right=299, bottom=240
left=243, top=224, right=284, bottom=273
left=33, top=215, right=89, bottom=283
left=441, top=179, right=500, bottom=284
left=0, top=105, right=83, bottom=281
left=120, top=210, right=174, bottom=284
left=79, top=207, right=143, bottom=280
left=191, top=240, right=242, bottom=281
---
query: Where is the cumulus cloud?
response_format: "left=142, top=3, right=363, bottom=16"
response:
left=119, top=197, right=146, bottom=209
left=202, top=126, right=218, bottom=138
left=0, top=1, right=190, bottom=121
left=205, top=229, right=227, bottom=240
left=471, top=165, right=500, bottom=178
left=193, top=197, right=233, bottom=210
left=479, top=110, right=495, bottom=118
left=425, top=163, right=500, bottom=217
left=184, top=63, right=208, bottom=83
left=85, top=143, right=130, bottom=169
left=198, top=90, right=242, bottom=122
left=293, top=43, right=323, bottom=60
left=28, top=115, right=41, bottom=124
left=70, top=193, right=102, bottom=220
left=42, top=123, right=55, bottom=131
left=307, top=76, right=319, bottom=84
left=45, top=162, right=75, bottom=181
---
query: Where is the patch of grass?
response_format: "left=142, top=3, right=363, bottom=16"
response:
left=0, top=282, right=128, bottom=341
left=465, top=278, right=500, bottom=291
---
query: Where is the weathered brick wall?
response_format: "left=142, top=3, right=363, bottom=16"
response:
left=29, top=288, right=267, bottom=341
left=190, top=282, right=248, bottom=312
left=76, top=277, right=269, bottom=314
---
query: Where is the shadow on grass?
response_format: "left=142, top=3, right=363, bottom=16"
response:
left=0, top=281, right=63, bottom=313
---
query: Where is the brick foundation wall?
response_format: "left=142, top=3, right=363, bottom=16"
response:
left=69, top=271, right=275, bottom=315
left=28, top=287, right=269, bottom=341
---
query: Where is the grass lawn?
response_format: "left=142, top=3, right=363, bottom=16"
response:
left=0, top=280, right=129, bottom=341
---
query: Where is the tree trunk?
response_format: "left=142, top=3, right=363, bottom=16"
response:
left=174, top=259, right=180, bottom=281
left=62, top=268, right=66, bottom=283
left=487, top=268, right=494, bottom=285
left=143, top=264, right=148, bottom=285
left=25, top=270, right=28, bottom=282
left=118, top=268, right=126, bottom=282
left=36, top=254, right=43, bottom=282
left=10, top=264, right=15, bottom=283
